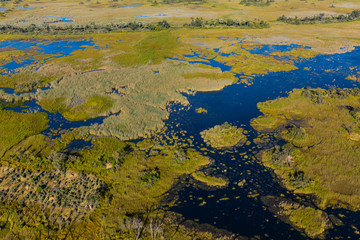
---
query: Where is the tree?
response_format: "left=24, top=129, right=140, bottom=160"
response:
left=48, top=151, right=67, bottom=172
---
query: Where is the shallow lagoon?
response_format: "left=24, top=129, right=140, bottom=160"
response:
left=1, top=38, right=360, bottom=238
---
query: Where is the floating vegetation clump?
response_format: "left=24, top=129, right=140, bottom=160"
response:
left=192, top=171, right=228, bottom=187
left=195, top=107, right=208, bottom=114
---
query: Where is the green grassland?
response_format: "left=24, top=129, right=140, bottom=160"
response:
left=252, top=88, right=360, bottom=210
left=0, top=108, right=49, bottom=157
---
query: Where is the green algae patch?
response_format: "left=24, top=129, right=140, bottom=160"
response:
left=201, top=123, right=247, bottom=148
left=192, top=171, right=228, bottom=188
left=253, top=88, right=360, bottom=210
left=0, top=109, right=48, bottom=157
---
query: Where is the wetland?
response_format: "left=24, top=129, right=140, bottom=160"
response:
left=0, top=0, right=360, bottom=239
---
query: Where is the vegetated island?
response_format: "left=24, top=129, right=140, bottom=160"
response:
left=200, top=122, right=247, bottom=148
left=252, top=88, right=360, bottom=211
left=262, top=196, right=333, bottom=239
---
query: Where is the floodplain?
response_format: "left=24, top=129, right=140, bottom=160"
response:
left=1, top=0, right=360, bottom=239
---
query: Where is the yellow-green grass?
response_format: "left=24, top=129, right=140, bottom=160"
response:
left=183, top=71, right=236, bottom=81
left=289, top=206, right=330, bottom=239
left=270, top=48, right=319, bottom=59
left=0, top=109, right=48, bottom=157
left=63, top=95, right=113, bottom=121
left=39, top=95, right=113, bottom=121
left=251, top=115, right=287, bottom=131
left=111, top=31, right=179, bottom=66
left=0, top=65, right=58, bottom=90
left=0, top=50, right=25, bottom=66
left=192, top=171, right=227, bottom=187
left=252, top=88, right=360, bottom=210
left=201, top=122, right=247, bottom=148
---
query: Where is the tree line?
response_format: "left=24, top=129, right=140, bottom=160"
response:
left=278, top=10, right=360, bottom=24
left=152, top=0, right=205, bottom=4
left=185, top=17, right=269, bottom=28
left=239, top=0, right=274, bottom=7
left=0, top=20, right=171, bottom=34
left=0, top=17, right=270, bottom=35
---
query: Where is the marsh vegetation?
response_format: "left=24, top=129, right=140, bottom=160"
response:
left=262, top=196, right=333, bottom=239
left=253, top=88, right=360, bottom=210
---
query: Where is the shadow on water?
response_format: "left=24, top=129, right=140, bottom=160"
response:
left=165, top=46, right=360, bottom=239
left=64, top=139, right=93, bottom=152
